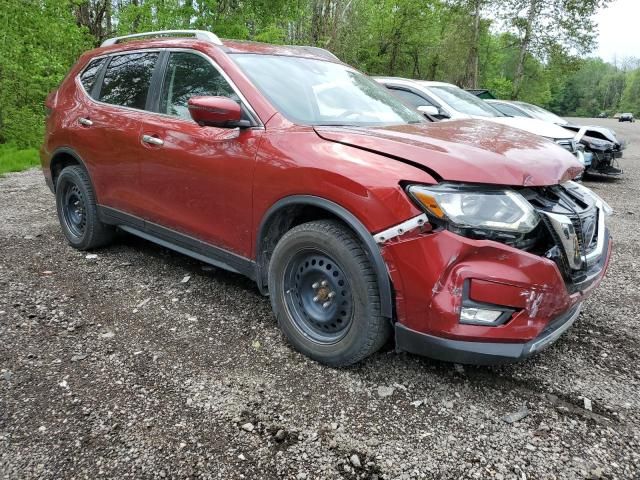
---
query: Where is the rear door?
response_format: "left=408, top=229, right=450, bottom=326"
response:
left=136, top=50, right=263, bottom=258
left=73, top=51, right=159, bottom=217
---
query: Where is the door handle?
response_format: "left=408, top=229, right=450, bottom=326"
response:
left=78, top=117, right=93, bottom=126
left=141, top=134, right=164, bottom=146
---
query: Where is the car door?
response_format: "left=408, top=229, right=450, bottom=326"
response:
left=136, top=50, right=263, bottom=258
left=72, top=51, right=159, bottom=217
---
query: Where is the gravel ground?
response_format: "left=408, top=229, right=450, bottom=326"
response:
left=1, top=118, right=639, bottom=480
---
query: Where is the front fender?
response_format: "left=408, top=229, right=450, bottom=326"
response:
left=252, top=128, right=438, bottom=319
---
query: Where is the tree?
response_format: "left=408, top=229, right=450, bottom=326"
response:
left=499, top=0, right=612, bottom=99
left=74, top=0, right=113, bottom=44
left=620, top=69, right=640, bottom=116
left=0, top=0, right=92, bottom=147
left=455, top=0, right=492, bottom=88
left=0, top=0, right=627, bottom=150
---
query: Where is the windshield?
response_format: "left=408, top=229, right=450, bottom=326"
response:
left=424, top=84, right=504, bottom=118
left=489, top=101, right=531, bottom=118
left=232, top=54, right=424, bottom=126
left=514, top=102, right=568, bottom=125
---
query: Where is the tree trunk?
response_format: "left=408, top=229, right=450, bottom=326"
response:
left=428, top=53, right=439, bottom=79
left=511, top=0, right=539, bottom=99
left=106, top=0, right=112, bottom=35
left=410, top=48, right=421, bottom=78
left=464, top=0, right=481, bottom=88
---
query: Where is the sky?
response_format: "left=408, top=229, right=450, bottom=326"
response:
left=596, top=0, right=640, bottom=62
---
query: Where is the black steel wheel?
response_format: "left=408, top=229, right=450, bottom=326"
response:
left=55, top=165, right=114, bottom=250
left=61, top=182, right=87, bottom=237
left=268, top=220, right=390, bottom=366
left=283, top=250, right=354, bottom=344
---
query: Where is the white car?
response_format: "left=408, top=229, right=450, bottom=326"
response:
left=376, top=78, right=584, bottom=166
left=486, top=99, right=624, bottom=177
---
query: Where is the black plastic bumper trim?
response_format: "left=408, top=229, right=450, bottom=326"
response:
left=395, top=303, right=582, bottom=365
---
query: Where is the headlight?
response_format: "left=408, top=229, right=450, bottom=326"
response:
left=407, top=184, right=540, bottom=233
left=565, top=181, right=613, bottom=216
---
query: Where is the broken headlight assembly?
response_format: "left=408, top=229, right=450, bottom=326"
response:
left=406, top=184, right=541, bottom=248
left=581, top=136, right=612, bottom=151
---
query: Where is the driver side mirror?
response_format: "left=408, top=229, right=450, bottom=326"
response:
left=417, top=105, right=450, bottom=119
left=188, top=96, right=248, bottom=128
left=417, top=105, right=439, bottom=116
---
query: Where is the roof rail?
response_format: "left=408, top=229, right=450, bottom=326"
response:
left=292, top=46, right=340, bottom=62
left=101, top=30, right=223, bottom=48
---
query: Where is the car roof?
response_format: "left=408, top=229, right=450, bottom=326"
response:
left=512, top=100, right=534, bottom=107
left=87, top=34, right=340, bottom=63
left=374, top=76, right=418, bottom=84
left=417, top=80, right=456, bottom=87
left=375, top=77, right=455, bottom=88
left=222, top=40, right=340, bottom=61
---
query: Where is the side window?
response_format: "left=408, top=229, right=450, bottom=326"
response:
left=159, top=52, right=239, bottom=120
left=80, top=58, right=106, bottom=95
left=494, top=103, right=528, bottom=117
left=390, top=88, right=434, bottom=109
left=98, top=52, right=158, bottom=109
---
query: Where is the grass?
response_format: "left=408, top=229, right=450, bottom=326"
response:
left=0, top=143, right=40, bottom=175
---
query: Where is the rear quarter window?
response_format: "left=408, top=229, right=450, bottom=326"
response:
left=79, top=57, right=106, bottom=95
left=98, top=52, right=158, bottom=110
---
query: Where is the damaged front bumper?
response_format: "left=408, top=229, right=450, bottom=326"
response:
left=379, top=201, right=612, bottom=365
left=584, top=146, right=623, bottom=176
left=395, top=302, right=582, bottom=365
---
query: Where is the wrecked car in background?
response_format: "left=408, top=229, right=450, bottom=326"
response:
left=41, top=30, right=612, bottom=367
left=618, top=113, right=635, bottom=123
left=487, top=99, right=624, bottom=177
left=377, top=78, right=588, bottom=172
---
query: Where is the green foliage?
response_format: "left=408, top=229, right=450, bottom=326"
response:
left=620, top=70, right=640, bottom=116
left=486, top=77, right=513, bottom=99
left=551, top=58, right=638, bottom=117
left=0, top=0, right=92, bottom=148
left=0, top=0, right=635, bottom=168
left=0, top=144, right=40, bottom=175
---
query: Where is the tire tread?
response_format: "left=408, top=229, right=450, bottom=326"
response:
left=55, top=165, right=114, bottom=250
left=269, top=219, right=390, bottom=366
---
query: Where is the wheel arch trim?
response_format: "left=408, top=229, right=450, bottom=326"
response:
left=256, top=195, right=394, bottom=319
left=50, top=147, right=92, bottom=191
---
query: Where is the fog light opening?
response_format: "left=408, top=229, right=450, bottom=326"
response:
left=460, top=307, right=503, bottom=325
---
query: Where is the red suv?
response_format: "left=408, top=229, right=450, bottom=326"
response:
left=41, top=30, right=612, bottom=366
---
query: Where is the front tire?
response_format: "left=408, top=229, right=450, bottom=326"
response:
left=268, top=220, right=390, bottom=367
left=55, top=165, right=114, bottom=250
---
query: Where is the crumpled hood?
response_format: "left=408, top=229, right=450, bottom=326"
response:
left=562, top=124, right=620, bottom=146
left=485, top=116, right=574, bottom=140
left=314, top=120, right=583, bottom=186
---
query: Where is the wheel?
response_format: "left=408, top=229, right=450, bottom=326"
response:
left=55, top=165, right=114, bottom=250
left=268, top=220, right=390, bottom=366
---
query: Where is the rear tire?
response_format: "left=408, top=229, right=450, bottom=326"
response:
left=55, top=165, right=114, bottom=250
left=268, top=220, right=390, bottom=367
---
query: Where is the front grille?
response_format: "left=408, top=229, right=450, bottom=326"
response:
left=521, top=185, right=603, bottom=291
left=568, top=208, right=598, bottom=254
